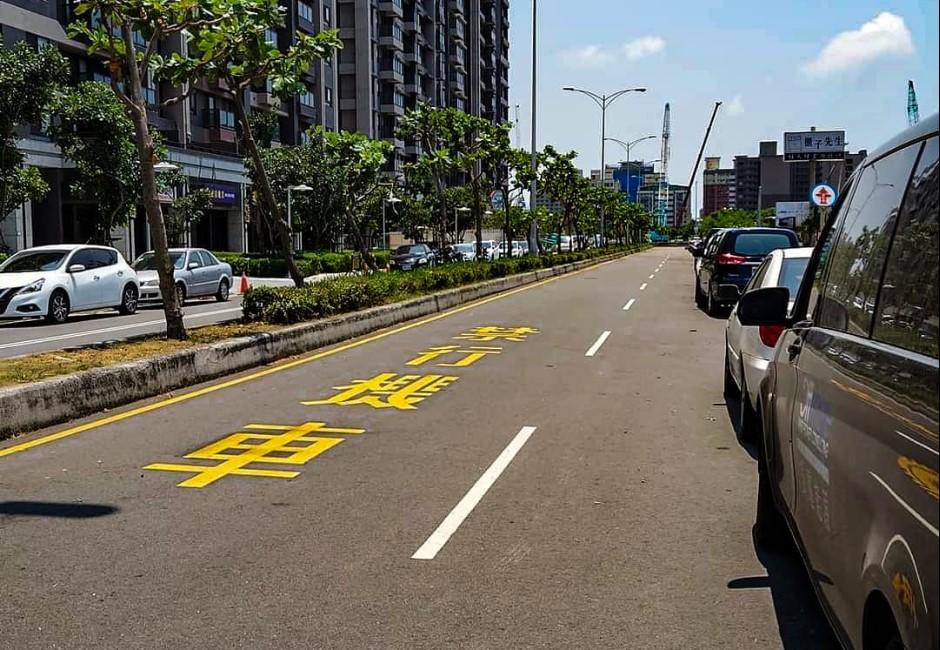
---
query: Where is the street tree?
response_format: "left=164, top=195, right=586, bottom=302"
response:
left=66, top=0, right=233, bottom=339
left=0, top=39, right=68, bottom=249
left=158, top=5, right=341, bottom=286
left=48, top=82, right=141, bottom=245
left=491, top=144, right=537, bottom=257
left=397, top=104, right=455, bottom=244
left=540, top=146, right=588, bottom=252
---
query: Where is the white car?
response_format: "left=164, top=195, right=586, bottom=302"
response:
left=0, top=244, right=139, bottom=324
left=453, top=243, right=476, bottom=261
left=724, top=247, right=812, bottom=437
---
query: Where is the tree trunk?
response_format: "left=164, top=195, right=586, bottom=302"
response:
left=232, top=95, right=305, bottom=288
left=121, top=28, right=186, bottom=340
left=348, top=215, right=377, bottom=271
left=472, top=180, right=483, bottom=260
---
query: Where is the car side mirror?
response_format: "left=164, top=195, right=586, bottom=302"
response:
left=737, top=287, right=789, bottom=326
left=188, top=262, right=200, bottom=270
left=717, top=284, right=741, bottom=302
left=67, top=264, right=86, bottom=273
left=690, top=248, right=703, bottom=258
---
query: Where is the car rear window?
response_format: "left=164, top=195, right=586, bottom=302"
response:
left=778, top=258, right=809, bottom=298
left=733, top=233, right=795, bottom=256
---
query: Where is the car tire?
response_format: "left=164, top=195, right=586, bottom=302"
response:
left=723, top=346, right=739, bottom=398
left=175, top=283, right=186, bottom=307
left=754, top=411, right=791, bottom=552
left=45, top=290, right=70, bottom=324
left=694, top=278, right=706, bottom=308
left=216, top=278, right=230, bottom=302
left=117, top=283, right=138, bottom=315
left=737, top=364, right=759, bottom=443
left=706, top=283, right=723, bottom=317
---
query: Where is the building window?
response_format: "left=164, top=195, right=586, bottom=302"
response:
left=298, top=1, right=314, bottom=23
left=394, top=91, right=405, bottom=108
left=393, top=57, right=404, bottom=75
left=265, top=28, right=278, bottom=45
left=300, top=89, right=316, bottom=108
left=325, top=87, right=333, bottom=106
left=323, top=3, right=332, bottom=24
left=392, top=24, right=402, bottom=41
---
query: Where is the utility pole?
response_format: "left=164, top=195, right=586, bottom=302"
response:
left=528, top=0, right=538, bottom=254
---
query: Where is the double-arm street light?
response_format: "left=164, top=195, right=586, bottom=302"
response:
left=562, top=86, right=646, bottom=243
left=382, top=191, right=401, bottom=250
left=606, top=135, right=656, bottom=203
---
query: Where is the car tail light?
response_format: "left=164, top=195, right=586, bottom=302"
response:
left=759, top=324, right=785, bottom=347
left=717, top=253, right=747, bottom=265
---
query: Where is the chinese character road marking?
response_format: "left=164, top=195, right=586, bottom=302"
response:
left=144, top=422, right=364, bottom=488
left=302, top=372, right=459, bottom=410
left=454, top=326, right=539, bottom=342
left=406, top=345, right=503, bottom=367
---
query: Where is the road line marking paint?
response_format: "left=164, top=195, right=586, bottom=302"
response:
left=0, top=258, right=623, bottom=459
left=622, top=298, right=636, bottom=311
left=585, top=331, right=611, bottom=357
left=412, top=425, right=537, bottom=560
left=894, top=430, right=939, bottom=456
left=639, top=283, right=647, bottom=291
left=648, top=274, right=655, bottom=279
left=870, top=472, right=939, bottom=537
left=0, top=307, right=243, bottom=351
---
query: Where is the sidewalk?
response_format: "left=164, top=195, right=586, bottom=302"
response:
left=234, top=272, right=353, bottom=295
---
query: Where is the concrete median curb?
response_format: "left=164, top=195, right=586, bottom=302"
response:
left=0, top=249, right=643, bottom=439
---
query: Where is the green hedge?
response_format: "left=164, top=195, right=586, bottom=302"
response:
left=214, top=251, right=391, bottom=278
left=243, top=245, right=647, bottom=324
left=0, top=253, right=8, bottom=266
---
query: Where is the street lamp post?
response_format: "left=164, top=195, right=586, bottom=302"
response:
left=383, top=192, right=401, bottom=250
left=287, top=184, right=312, bottom=257
left=455, top=206, right=471, bottom=252
left=562, top=86, right=646, bottom=244
left=605, top=135, right=656, bottom=203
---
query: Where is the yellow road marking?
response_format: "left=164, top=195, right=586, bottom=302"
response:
left=0, top=257, right=624, bottom=459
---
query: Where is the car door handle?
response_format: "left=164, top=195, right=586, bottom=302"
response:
left=93, top=275, right=101, bottom=281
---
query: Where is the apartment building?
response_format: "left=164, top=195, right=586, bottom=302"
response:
left=1, top=0, right=510, bottom=256
left=702, top=156, right=735, bottom=215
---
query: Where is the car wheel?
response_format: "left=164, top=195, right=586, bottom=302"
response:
left=723, top=345, right=739, bottom=398
left=175, top=283, right=186, bottom=307
left=706, top=283, right=722, bottom=317
left=45, top=290, right=70, bottom=324
left=737, top=364, right=759, bottom=443
left=753, top=409, right=791, bottom=551
left=118, top=284, right=138, bottom=315
left=694, top=278, right=705, bottom=307
left=215, top=278, right=230, bottom=302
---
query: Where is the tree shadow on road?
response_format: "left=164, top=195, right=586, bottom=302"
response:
left=0, top=501, right=118, bottom=518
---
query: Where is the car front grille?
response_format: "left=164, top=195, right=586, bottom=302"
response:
left=0, top=287, right=25, bottom=314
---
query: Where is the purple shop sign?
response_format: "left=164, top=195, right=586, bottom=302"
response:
left=197, top=183, right=238, bottom=206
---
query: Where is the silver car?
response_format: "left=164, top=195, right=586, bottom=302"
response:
left=133, top=248, right=233, bottom=305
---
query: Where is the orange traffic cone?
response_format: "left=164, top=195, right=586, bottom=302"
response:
left=239, top=271, right=250, bottom=294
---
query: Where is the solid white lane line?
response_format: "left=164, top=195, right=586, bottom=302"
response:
left=412, top=425, right=538, bottom=560
left=622, top=298, right=636, bottom=311
left=0, top=307, right=243, bottom=350
left=895, top=430, right=939, bottom=456
left=639, top=283, right=648, bottom=291
left=585, top=330, right=611, bottom=357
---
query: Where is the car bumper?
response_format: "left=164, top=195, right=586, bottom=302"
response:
left=138, top=285, right=164, bottom=302
left=0, top=289, right=50, bottom=319
left=741, top=350, right=770, bottom=406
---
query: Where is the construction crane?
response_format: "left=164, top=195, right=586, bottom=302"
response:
left=680, top=101, right=722, bottom=225
left=655, top=103, right=671, bottom=228
left=907, top=80, right=920, bottom=127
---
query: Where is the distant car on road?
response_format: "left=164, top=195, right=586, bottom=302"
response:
left=452, top=243, right=475, bottom=261
left=723, top=246, right=812, bottom=439
left=389, top=244, right=435, bottom=271
left=0, top=244, right=139, bottom=324
left=133, top=248, right=232, bottom=305
left=739, top=115, right=938, bottom=650
left=694, top=227, right=799, bottom=315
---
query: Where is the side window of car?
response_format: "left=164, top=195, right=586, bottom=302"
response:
left=201, top=251, right=219, bottom=266
left=188, top=252, right=201, bottom=268
left=747, top=257, right=771, bottom=290
left=69, top=249, right=95, bottom=270
left=196, top=251, right=212, bottom=267
left=94, top=249, right=117, bottom=267
left=873, top=137, right=939, bottom=358
left=814, top=143, right=919, bottom=336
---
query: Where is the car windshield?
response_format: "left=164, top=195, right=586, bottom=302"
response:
left=134, top=252, right=186, bottom=271
left=455, top=244, right=474, bottom=252
left=733, top=233, right=794, bottom=256
left=778, top=258, right=809, bottom=299
left=394, top=245, right=424, bottom=255
left=0, top=250, right=69, bottom=273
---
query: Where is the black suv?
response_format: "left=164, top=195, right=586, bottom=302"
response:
left=694, top=227, right=800, bottom=315
left=738, top=114, right=938, bottom=650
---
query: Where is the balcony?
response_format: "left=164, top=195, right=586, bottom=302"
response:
left=448, top=0, right=465, bottom=17
left=379, top=101, right=405, bottom=117
left=405, top=141, right=423, bottom=156
left=250, top=91, right=281, bottom=110
left=378, top=0, right=404, bottom=18
left=378, top=66, right=405, bottom=83
left=449, top=79, right=466, bottom=98
left=298, top=101, right=317, bottom=120
left=378, top=32, right=404, bottom=50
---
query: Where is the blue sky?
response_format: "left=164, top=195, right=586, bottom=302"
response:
left=507, top=0, right=939, bottom=211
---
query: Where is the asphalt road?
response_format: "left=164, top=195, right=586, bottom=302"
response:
left=0, top=296, right=244, bottom=358
left=0, top=249, right=839, bottom=649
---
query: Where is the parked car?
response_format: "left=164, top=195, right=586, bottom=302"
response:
left=694, top=227, right=800, bottom=315
left=497, top=240, right=528, bottom=257
left=133, top=248, right=232, bottom=305
left=723, top=247, right=812, bottom=439
left=739, top=115, right=938, bottom=650
left=452, top=243, right=476, bottom=261
left=0, top=244, right=139, bottom=324
left=389, top=244, right=435, bottom=271
left=480, top=240, right=498, bottom=260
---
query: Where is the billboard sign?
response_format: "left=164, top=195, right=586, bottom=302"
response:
left=774, top=201, right=811, bottom=229
left=196, top=182, right=238, bottom=206
left=784, top=130, right=845, bottom=161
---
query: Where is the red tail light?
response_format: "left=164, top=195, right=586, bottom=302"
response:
left=717, top=252, right=747, bottom=265
left=759, top=324, right=785, bottom=347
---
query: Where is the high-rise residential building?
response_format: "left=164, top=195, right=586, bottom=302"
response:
left=702, top=156, right=735, bottom=215
left=637, top=181, right=689, bottom=228
left=589, top=165, right=619, bottom=191
left=733, top=139, right=866, bottom=213
left=1, top=0, right=510, bottom=256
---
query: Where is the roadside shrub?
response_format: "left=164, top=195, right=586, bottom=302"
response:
left=242, top=245, right=646, bottom=324
left=0, top=252, right=9, bottom=266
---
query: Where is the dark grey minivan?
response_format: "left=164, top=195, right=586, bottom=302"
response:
left=738, top=114, right=938, bottom=650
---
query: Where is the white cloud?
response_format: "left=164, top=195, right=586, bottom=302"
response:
left=560, top=45, right=613, bottom=68
left=803, top=12, right=914, bottom=76
left=622, top=36, right=666, bottom=61
left=726, top=95, right=744, bottom=116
